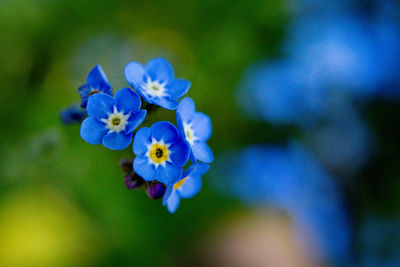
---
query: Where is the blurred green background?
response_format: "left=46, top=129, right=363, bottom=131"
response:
left=0, top=0, right=292, bottom=266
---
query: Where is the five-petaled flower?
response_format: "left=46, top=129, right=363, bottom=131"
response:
left=133, top=121, right=190, bottom=185
left=78, top=65, right=113, bottom=108
left=162, top=163, right=209, bottom=213
left=177, top=97, right=214, bottom=163
left=124, top=58, right=191, bottom=110
left=80, top=88, right=147, bottom=150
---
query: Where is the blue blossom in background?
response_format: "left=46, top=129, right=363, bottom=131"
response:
left=176, top=97, right=214, bottom=163
left=124, top=58, right=191, bottom=110
left=212, top=143, right=351, bottom=262
left=59, top=104, right=87, bottom=124
left=133, top=121, right=190, bottom=185
left=80, top=88, right=146, bottom=150
left=237, top=60, right=326, bottom=126
left=163, top=163, right=209, bottom=213
left=285, top=14, right=384, bottom=96
left=305, top=101, right=373, bottom=175
left=78, top=65, right=113, bottom=108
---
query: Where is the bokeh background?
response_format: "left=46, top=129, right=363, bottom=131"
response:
left=1, top=0, right=400, bottom=266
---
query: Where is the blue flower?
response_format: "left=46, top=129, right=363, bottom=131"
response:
left=59, top=104, right=87, bottom=124
left=132, top=121, right=190, bottom=185
left=124, top=58, right=191, bottom=110
left=78, top=65, right=113, bottom=108
left=176, top=97, right=214, bottom=163
left=212, top=143, right=351, bottom=261
left=162, top=163, right=209, bottom=213
left=80, top=88, right=146, bottom=150
left=237, top=60, right=326, bottom=126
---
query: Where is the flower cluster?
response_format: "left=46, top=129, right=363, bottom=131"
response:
left=62, top=58, right=213, bottom=213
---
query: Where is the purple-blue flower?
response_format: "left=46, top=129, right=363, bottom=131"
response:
left=132, top=121, right=190, bottom=185
left=78, top=65, right=113, bottom=108
left=176, top=97, right=214, bottom=163
left=162, top=163, right=209, bottom=213
left=124, top=58, right=191, bottom=110
left=80, top=88, right=146, bottom=150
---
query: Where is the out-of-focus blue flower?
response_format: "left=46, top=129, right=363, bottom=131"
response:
left=212, top=143, right=351, bottom=261
left=124, top=58, right=191, bottom=110
left=237, top=60, right=327, bottom=126
left=78, top=65, right=113, bottom=108
left=59, top=104, right=87, bottom=124
left=305, top=101, right=374, bottom=175
left=176, top=97, right=214, bottom=163
left=162, top=163, right=209, bottom=213
left=132, top=121, right=190, bottom=185
left=80, top=88, right=146, bottom=150
left=285, top=14, right=384, bottom=96
left=359, top=217, right=400, bottom=266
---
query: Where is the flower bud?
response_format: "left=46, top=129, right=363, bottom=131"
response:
left=119, top=158, right=133, bottom=173
left=124, top=173, right=143, bottom=190
left=146, top=182, right=166, bottom=199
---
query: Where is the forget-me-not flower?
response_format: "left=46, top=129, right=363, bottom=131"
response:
left=78, top=65, right=113, bottom=108
left=124, top=58, right=191, bottom=110
left=162, top=163, right=209, bottom=213
left=132, top=121, right=190, bottom=185
left=176, top=97, right=214, bottom=163
left=80, top=88, right=147, bottom=150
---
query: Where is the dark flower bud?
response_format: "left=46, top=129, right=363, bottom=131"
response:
left=124, top=173, right=143, bottom=190
left=146, top=182, right=166, bottom=199
left=59, top=104, right=87, bottom=125
left=119, top=158, right=133, bottom=173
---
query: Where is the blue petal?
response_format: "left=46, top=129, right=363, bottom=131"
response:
left=169, top=139, right=190, bottom=167
left=115, top=88, right=141, bottom=114
left=80, top=117, right=107, bottom=144
left=192, top=142, right=214, bottom=163
left=156, top=163, right=182, bottom=185
left=189, top=163, right=210, bottom=177
left=87, top=65, right=112, bottom=91
left=151, top=121, right=179, bottom=143
left=145, top=58, right=174, bottom=83
left=191, top=112, right=212, bottom=141
left=78, top=84, right=91, bottom=108
left=133, top=127, right=152, bottom=155
left=179, top=175, right=202, bottom=199
left=87, top=93, right=116, bottom=119
left=166, top=190, right=180, bottom=213
left=124, top=62, right=147, bottom=88
left=177, top=97, right=196, bottom=123
left=125, top=110, right=147, bottom=134
left=133, top=156, right=156, bottom=181
left=166, top=78, right=191, bottom=99
left=102, top=132, right=133, bottom=150
left=154, top=97, right=179, bottom=110
left=162, top=185, right=174, bottom=206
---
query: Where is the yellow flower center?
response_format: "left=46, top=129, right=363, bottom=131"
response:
left=111, top=117, right=121, bottom=126
left=149, top=144, right=168, bottom=164
left=173, top=178, right=187, bottom=190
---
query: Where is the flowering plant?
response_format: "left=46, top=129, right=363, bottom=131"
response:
left=61, top=58, right=212, bottom=213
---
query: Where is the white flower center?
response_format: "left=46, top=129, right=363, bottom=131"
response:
left=100, top=106, right=131, bottom=133
left=145, top=138, right=172, bottom=168
left=183, top=123, right=197, bottom=145
left=143, top=76, right=167, bottom=98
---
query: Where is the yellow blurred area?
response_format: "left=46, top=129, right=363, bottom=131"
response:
left=0, top=187, right=102, bottom=267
